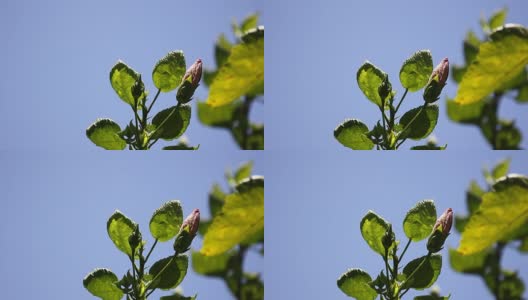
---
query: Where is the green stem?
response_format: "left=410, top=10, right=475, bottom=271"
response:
left=398, top=238, right=412, bottom=262
left=380, top=98, right=389, bottom=149
left=383, top=249, right=393, bottom=299
left=147, top=102, right=182, bottom=149
left=147, top=89, right=162, bottom=114
left=235, top=245, right=248, bottom=300
left=145, top=251, right=179, bottom=293
left=240, top=96, right=254, bottom=150
left=394, top=89, right=408, bottom=116
left=144, top=239, right=158, bottom=263
left=489, top=93, right=502, bottom=150
left=492, top=242, right=506, bottom=300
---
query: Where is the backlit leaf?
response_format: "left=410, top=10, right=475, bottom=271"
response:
left=399, top=50, right=433, bottom=92
left=206, top=27, right=264, bottom=107
left=403, top=200, right=437, bottom=241
left=458, top=175, right=528, bottom=254
left=151, top=104, right=191, bottom=140
left=360, top=211, right=391, bottom=256
left=201, top=176, right=264, bottom=256
left=149, top=254, right=188, bottom=290
left=401, top=254, right=442, bottom=290
left=86, top=118, right=126, bottom=150
left=83, top=268, right=123, bottom=300
left=399, top=105, right=439, bottom=140
left=334, top=119, right=374, bottom=150
left=110, top=61, right=144, bottom=106
left=337, top=269, right=377, bottom=300
left=191, top=250, right=230, bottom=276
left=149, top=200, right=184, bottom=242
left=454, top=25, right=528, bottom=105
left=357, top=61, right=388, bottom=107
left=152, top=51, right=186, bottom=92
left=107, top=210, right=137, bottom=256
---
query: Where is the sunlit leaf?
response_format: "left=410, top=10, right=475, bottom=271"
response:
left=83, top=269, right=123, bottom=300
left=360, top=211, right=391, bottom=256
left=454, top=25, right=528, bottom=104
left=458, top=175, right=528, bottom=254
left=399, top=50, right=433, bottom=92
left=107, top=210, right=137, bottom=256
left=201, top=177, right=264, bottom=256
left=152, top=51, right=186, bottom=92
left=403, top=200, right=437, bottom=241
left=449, top=248, right=488, bottom=274
left=86, top=119, right=126, bottom=150
left=191, top=250, right=230, bottom=276
left=357, top=61, right=388, bottom=107
left=206, top=27, right=264, bottom=107
left=110, top=61, right=144, bottom=106
left=446, top=98, right=485, bottom=124
left=337, top=269, right=377, bottom=300
left=149, top=200, right=183, bottom=242
left=334, top=119, right=374, bottom=150
left=197, top=100, right=241, bottom=127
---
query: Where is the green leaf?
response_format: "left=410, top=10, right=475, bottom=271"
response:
left=410, top=144, right=447, bottom=150
left=191, top=250, right=230, bottom=276
left=215, top=34, right=232, bottom=67
left=197, top=100, right=241, bottom=127
left=360, top=211, right=391, bottom=256
left=451, top=65, right=467, bottom=83
left=519, top=236, right=528, bottom=252
left=234, top=161, right=253, bottom=184
left=454, top=25, right=528, bottom=104
left=337, top=269, right=377, bottom=300
left=152, top=51, right=187, bottom=92
left=357, top=61, right=388, bottom=107
left=110, top=61, right=144, bottom=106
left=86, top=119, right=127, bottom=150
left=414, top=295, right=450, bottom=300
left=208, top=184, right=226, bottom=217
left=151, top=104, right=191, bottom=140
left=239, top=14, right=259, bottom=34
left=240, top=274, right=264, bottom=300
left=488, top=9, right=508, bottom=32
left=458, top=175, right=528, bottom=254
left=107, top=210, right=137, bottom=256
left=399, top=50, right=434, bottom=92
left=403, top=200, right=437, bottom=241
left=334, top=119, right=374, bottom=150
left=149, top=254, right=188, bottom=290
left=201, top=176, right=264, bottom=256
left=206, top=27, right=264, bottom=107
left=399, top=105, right=439, bottom=140
left=83, top=268, right=123, bottom=300
left=162, top=143, right=200, bottom=150
left=463, top=31, right=481, bottom=64
left=492, top=158, right=511, bottom=180
left=454, top=215, right=469, bottom=233
left=149, top=200, right=183, bottom=242
left=516, top=84, right=528, bottom=102
left=160, top=294, right=197, bottom=300
left=232, top=123, right=265, bottom=150
left=402, top=254, right=442, bottom=290
left=449, top=248, right=488, bottom=274
left=446, top=98, right=485, bottom=124
left=496, top=121, right=522, bottom=149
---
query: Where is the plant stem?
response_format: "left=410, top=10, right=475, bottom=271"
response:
left=488, top=93, right=502, bottom=150
left=235, top=245, right=248, bottom=300
left=492, top=242, right=506, bottom=300
left=393, top=89, right=408, bottom=116
left=240, top=96, right=254, bottom=150
left=144, top=239, right=158, bottom=263
left=147, top=89, right=162, bottom=114
left=398, top=238, right=412, bottom=262
left=380, top=97, right=389, bottom=149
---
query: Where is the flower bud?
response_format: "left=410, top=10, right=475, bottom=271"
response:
left=128, top=224, right=142, bottom=254
left=423, top=58, right=449, bottom=103
left=173, top=209, right=200, bottom=253
left=176, top=59, right=202, bottom=104
left=378, top=75, right=392, bottom=106
left=381, top=224, right=395, bottom=252
left=131, top=75, right=145, bottom=103
left=427, top=208, right=453, bottom=253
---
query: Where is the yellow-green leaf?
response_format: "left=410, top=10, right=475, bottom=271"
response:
left=201, top=176, right=264, bottom=256
left=206, top=27, right=264, bottom=107
left=110, top=61, right=144, bottom=106
left=454, top=25, right=528, bottom=105
left=152, top=51, right=186, bottom=92
left=83, top=268, right=123, bottom=300
left=86, top=118, right=126, bottom=150
left=107, top=210, right=137, bottom=256
left=457, top=175, right=528, bottom=255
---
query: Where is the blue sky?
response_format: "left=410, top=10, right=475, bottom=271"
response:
left=266, top=150, right=528, bottom=299
left=266, top=0, right=528, bottom=150
left=1, top=0, right=265, bottom=151
left=0, top=151, right=264, bottom=299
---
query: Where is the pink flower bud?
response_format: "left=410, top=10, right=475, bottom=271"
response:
left=433, top=208, right=453, bottom=236
left=181, top=208, right=200, bottom=236
left=432, top=58, right=449, bottom=87
left=182, top=59, right=202, bottom=88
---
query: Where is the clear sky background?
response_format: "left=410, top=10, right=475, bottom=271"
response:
left=266, top=150, right=528, bottom=299
left=0, top=151, right=264, bottom=299
left=266, top=0, right=528, bottom=150
left=1, top=0, right=265, bottom=151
